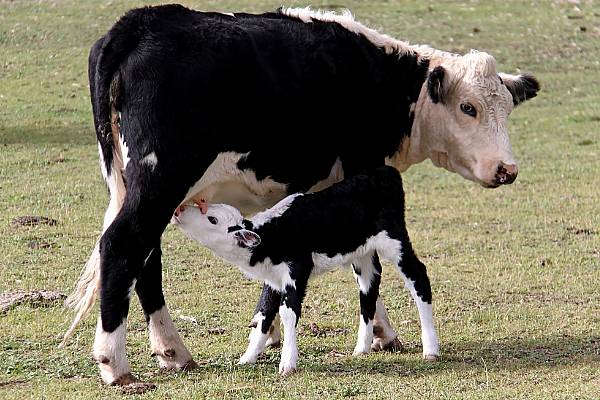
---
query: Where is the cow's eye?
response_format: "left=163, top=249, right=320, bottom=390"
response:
left=208, top=216, right=218, bottom=225
left=460, top=103, right=477, bottom=117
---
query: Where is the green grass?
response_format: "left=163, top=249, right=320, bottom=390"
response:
left=1, top=0, right=599, bottom=398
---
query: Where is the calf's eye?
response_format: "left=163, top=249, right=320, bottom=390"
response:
left=460, top=103, right=477, bottom=117
left=208, top=216, right=218, bottom=225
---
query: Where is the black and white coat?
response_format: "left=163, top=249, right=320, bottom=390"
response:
left=174, top=166, right=439, bottom=375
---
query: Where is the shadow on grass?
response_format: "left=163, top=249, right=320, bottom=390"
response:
left=182, top=334, right=600, bottom=379
left=0, top=125, right=95, bottom=146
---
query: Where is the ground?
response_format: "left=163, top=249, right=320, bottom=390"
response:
left=0, top=0, right=599, bottom=399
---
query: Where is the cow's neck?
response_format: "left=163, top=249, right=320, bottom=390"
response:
left=386, top=46, right=459, bottom=172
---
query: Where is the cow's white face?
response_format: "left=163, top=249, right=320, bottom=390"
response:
left=413, top=51, right=539, bottom=188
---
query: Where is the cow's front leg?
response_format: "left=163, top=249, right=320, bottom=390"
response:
left=278, top=280, right=306, bottom=376
left=351, top=252, right=381, bottom=355
left=250, top=284, right=282, bottom=349
left=239, top=287, right=281, bottom=364
left=136, top=244, right=196, bottom=370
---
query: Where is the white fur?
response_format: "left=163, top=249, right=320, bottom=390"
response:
left=148, top=306, right=194, bottom=369
left=141, top=151, right=158, bottom=170
left=281, top=7, right=411, bottom=55
left=238, top=312, right=269, bottom=364
left=93, top=319, right=130, bottom=385
left=353, top=318, right=374, bottom=355
left=400, top=276, right=440, bottom=359
left=251, top=193, right=303, bottom=229
left=278, top=304, right=299, bottom=375
left=118, top=133, right=130, bottom=171
left=371, top=297, right=399, bottom=350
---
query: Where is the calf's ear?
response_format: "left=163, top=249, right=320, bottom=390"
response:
left=234, top=230, right=261, bottom=249
left=427, top=66, right=448, bottom=104
left=499, top=73, right=540, bottom=106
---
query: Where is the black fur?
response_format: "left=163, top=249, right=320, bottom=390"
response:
left=504, top=73, right=540, bottom=105
left=244, top=166, right=431, bottom=334
left=91, top=5, right=430, bottom=334
left=427, top=66, right=446, bottom=104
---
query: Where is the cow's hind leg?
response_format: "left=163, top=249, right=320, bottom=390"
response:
left=351, top=252, right=381, bottom=355
left=135, top=243, right=196, bottom=370
left=239, top=286, right=281, bottom=365
left=93, top=182, right=185, bottom=384
left=371, top=297, right=403, bottom=352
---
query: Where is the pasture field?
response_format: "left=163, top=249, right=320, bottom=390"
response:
left=1, top=0, right=599, bottom=398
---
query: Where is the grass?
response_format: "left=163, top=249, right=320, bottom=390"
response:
left=0, top=0, right=599, bottom=398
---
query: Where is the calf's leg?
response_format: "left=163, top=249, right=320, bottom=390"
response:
left=278, top=279, right=307, bottom=376
left=351, top=252, right=381, bottom=355
left=239, top=286, right=281, bottom=364
left=394, top=244, right=440, bottom=360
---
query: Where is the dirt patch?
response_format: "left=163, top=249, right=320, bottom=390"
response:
left=0, top=290, right=66, bottom=314
left=119, top=382, right=157, bottom=395
left=299, top=322, right=350, bottom=337
left=567, top=227, right=598, bottom=235
left=0, top=379, right=28, bottom=388
left=11, top=216, right=58, bottom=227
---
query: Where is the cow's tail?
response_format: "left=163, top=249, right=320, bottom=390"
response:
left=60, top=8, right=154, bottom=347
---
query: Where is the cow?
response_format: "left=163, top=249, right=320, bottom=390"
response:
left=60, top=5, right=539, bottom=385
left=173, top=166, right=436, bottom=375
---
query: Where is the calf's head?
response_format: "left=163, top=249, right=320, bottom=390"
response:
left=172, top=204, right=261, bottom=254
left=415, top=51, right=539, bottom=188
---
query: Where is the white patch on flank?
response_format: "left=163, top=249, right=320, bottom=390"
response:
left=93, top=318, right=130, bottom=385
left=399, top=275, right=440, bottom=359
left=278, top=304, right=299, bottom=375
left=238, top=312, right=269, bottom=364
left=281, top=7, right=412, bottom=55
left=141, top=151, right=158, bottom=170
left=353, top=318, right=374, bottom=355
left=148, top=306, right=194, bottom=369
left=307, top=157, right=345, bottom=193
left=118, top=133, right=130, bottom=171
left=182, top=151, right=288, bottom=216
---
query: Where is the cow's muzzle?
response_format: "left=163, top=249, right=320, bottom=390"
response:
left=493, top=163, right=518, bottom=186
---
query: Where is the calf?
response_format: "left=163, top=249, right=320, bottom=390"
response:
left=173, top=166, right=438, bottom=375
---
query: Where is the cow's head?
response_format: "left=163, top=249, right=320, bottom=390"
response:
left=172, top=204, right=261, bottom=256
left=412, top=50, right=539, bottom=188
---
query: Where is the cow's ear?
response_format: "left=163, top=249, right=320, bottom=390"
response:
left=427, top=66, right=447, bottom=104
left=499, top=73, right=540, bottom=106
left=234, top=229, right=261, bottom=249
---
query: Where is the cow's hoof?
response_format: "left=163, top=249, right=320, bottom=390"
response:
left=266, top=340, right=281, bottom=349
left=119, top=382, right=157, bottom=395
left=423, top=354, right=440, bottom=362
left=181, top=359, right=199, bottom=371
left=371, top=337, right=403, bottom=352
left=110, top=372, right=137, bottom=386
left=238, top=354, right=259, bottom=365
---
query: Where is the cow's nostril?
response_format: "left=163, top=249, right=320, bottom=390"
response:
left=495, top=163, right=518, bottom=185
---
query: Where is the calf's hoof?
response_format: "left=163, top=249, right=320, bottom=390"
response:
left=238, top=354, right=259, bottom=365
left=371, top=336, right=403, bottom=352
left=423, top=353, right=440, bottom=362
left=278, top=364, right=296, bottom=377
